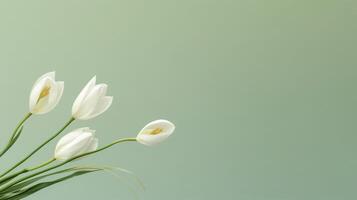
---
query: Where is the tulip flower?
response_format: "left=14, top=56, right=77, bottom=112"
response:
left=72, top=76, right=113, bottom=120
left=136, top=119, right=175, bottom=146
left=54, top=127, right=98, bottom=161
left=29, top=72, right=64, bottom=115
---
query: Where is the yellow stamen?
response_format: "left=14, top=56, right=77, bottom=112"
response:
left=37, top=86, right=50, bottom=103
left=150, top=128, right=163, bottom=135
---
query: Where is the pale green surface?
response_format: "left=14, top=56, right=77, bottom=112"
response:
left=0, top=0, right=355, bottom=199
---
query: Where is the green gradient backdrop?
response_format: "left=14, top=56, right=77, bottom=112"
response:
left=0, top=1, right=355, bottom=199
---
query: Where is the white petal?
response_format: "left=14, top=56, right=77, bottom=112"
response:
left=89, top=138, right=99, bottom=151
left=29, top=78, right=47, bottom=112
left=140, top=119, right=175, bottom=134
left=29, top=77, right=53, bottom=114
left=137, top=133, right=171, bottom=146
left=44, top=81, right=64, bottom=113
left=82, top=137, right=98, bottom=153
left=80, top=96, right=113, bottom=120
left=39, top=79, right=58, bottom=114
left=33, top=71, right=55, bottom=87
left=137, top=120, right=175, bottom=146
left=55, top=128, right=87, bottom=153
left=55, top=130, right=94, bottom=160
left=29, top=72, right=64, bottom=115
left=72, top=76, right=96, bottom=116
left=75, top=84, right=108, bottom=120
left=55, top=81, right=64, bottom=106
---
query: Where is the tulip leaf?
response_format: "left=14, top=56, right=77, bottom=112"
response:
left=2, top=169, right=101, bottom=200
left=0, top=167, right=103, bottom=199
left=0, top=167, right=76, bottom=196
left=0, top=166, right=106, bottom=196
left=0, top=171, right=25, bottom=188
left=0, top=165, right=140, bottom=199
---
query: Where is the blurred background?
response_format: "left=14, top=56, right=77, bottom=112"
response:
left=0, top=0, right=355, bottom=199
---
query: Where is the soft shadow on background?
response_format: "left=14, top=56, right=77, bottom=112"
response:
left=0, top=1, right=355, bottom=200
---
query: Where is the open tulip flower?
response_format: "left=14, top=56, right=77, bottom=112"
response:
left=137, top=119, right=176, bottom=146
left=0, top=72, right=175, bottom=199
left=0, top=72, right=63, bottom=158
left=29, top=72, right=64, bottom=115
left=72, top=76, right=113, bottom=120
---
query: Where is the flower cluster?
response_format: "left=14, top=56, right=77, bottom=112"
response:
left=0, top=72, right=175, bottom=199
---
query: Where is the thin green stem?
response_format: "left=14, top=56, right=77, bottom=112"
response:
left=26, top=158, right=56, bottom=171
left=0, top=138, right=136, bottom=191
left=0, top=113, right=32, bottom=157
left=0, top=117, right=75, bottom=178
left=0, top=158, right=56, bottom=185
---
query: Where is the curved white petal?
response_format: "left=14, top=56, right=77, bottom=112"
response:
left=29, top=78, right=48, bottom=112
left=29, top=77, right=53, bottom=114
left=72, top=76, right=96, bottom=116
left=81, top=138, right=98, bottom=154
left=137, top=133, right=171, bottom=146
left=38, top=79, right=58, bottom=114
left=80, top=96, right=113, bottom=120
left=29, top=72, right=63, bottom=115
left=54, top=81, right=64, bottom=107
left=44, top=81, right=64, bottom=114
left=76, top=84, right=107, bottom=118
left=33, top=71, right=55, bottom=87
left=54, top=127, right=97, bottom=161
left=72, top=77, right=112, bottom=120
left=140, top=119, right=175, bottom=133
left=55, top=128, right=86, bottom=153
left=137, top=119, right=175, bottom=146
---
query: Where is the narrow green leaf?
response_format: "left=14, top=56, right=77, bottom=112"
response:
left=0, top=165, right=139, bottom=199
left=0, top=168, right=74, bottom=196
left=0, top=166, right=102, bottom=196
left=0, top=170, right=26, bottom=188
left=4, top=170, right=100, bottom=200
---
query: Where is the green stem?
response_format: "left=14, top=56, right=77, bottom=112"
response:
left=0, top=138, right=136, bottom=191
left=26, top=158, right=56, bottom=171
left=0, top=117, right=75, bottom=178
left=0, top=158, right=56, bottom=185
left=0, top=113, right=32, bottom=157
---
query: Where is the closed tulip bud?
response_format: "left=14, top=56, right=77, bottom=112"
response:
left=72, top=76, right=113, bottom=120
left=29, top=72, right=64, bottom=115
left=136, top=119, right=175, bottom=146
left=54, top=127, right=98, bottom=161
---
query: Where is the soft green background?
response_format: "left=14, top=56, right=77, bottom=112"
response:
left=0, top=0, right=355, bottom=199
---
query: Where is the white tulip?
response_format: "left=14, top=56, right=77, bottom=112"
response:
left=71, top=76, right=113, bottom=120
left=54, top=127, right=98, bottom=161
left=136, top=119, right=175, bottom=146
left=29, top=72, right=64, bottom=115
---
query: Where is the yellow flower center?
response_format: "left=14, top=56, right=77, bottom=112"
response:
left=149, top=128, right=163, bottom=135
left=37, top=86, right=51, bottom=103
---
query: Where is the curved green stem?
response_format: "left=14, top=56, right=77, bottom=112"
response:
left=0, top=158, right=56, bottom=186
left=0, top=117, right=75, bottom=178
left=0, top=138, right=136, bottom=191
left=0, top=113, right=32, bottom=157
left=26, top=158, right=56, bottom=171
